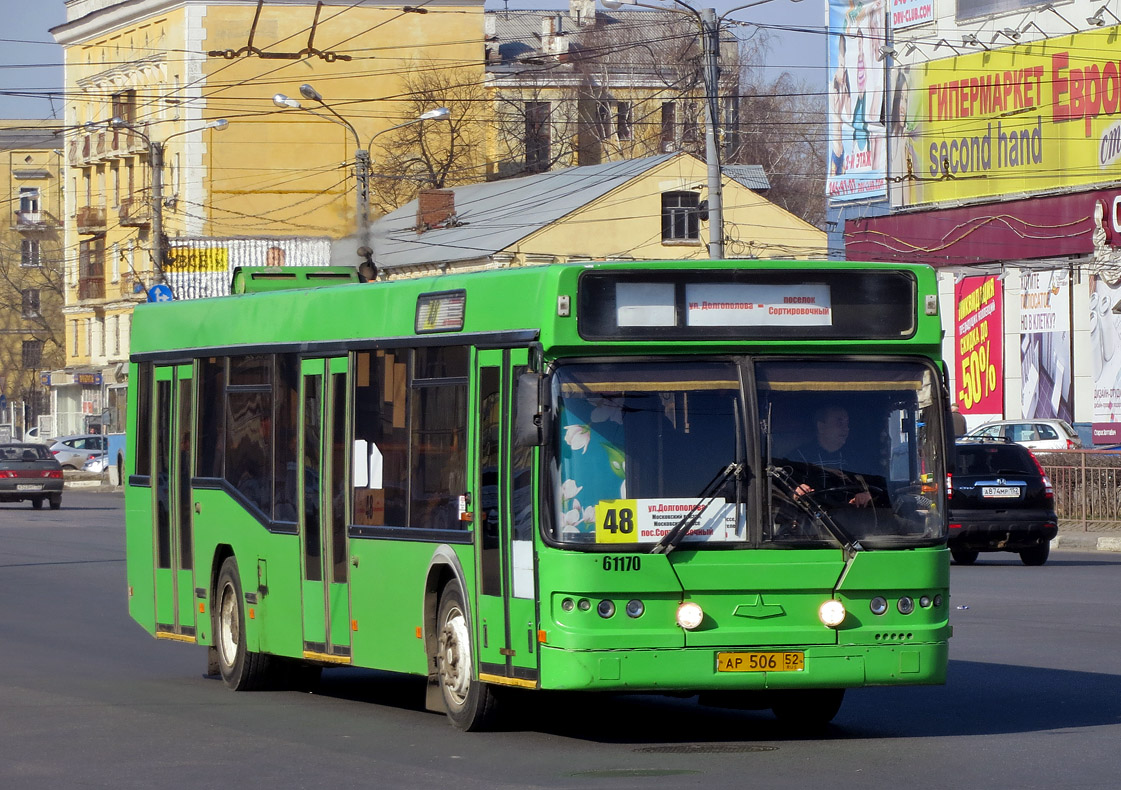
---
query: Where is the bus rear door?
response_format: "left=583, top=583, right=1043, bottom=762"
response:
left=152, top=364, right=196, bottom=641
left=299, top=357, right=352, bottom=663
left=474, top=349, right=538, bottom=687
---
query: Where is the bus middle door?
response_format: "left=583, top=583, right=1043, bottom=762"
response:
left=474, top=349, right=538, bottom=688
left=152, top=364, right=196, bottom=641
left=299, top=357, right=352, bottom=664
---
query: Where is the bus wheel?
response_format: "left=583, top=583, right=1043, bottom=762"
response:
left=436, top=581, right=497, bottom=731
left=771, top=689, right=845, bottom=729
left=215, top=557, right=272, bottom=691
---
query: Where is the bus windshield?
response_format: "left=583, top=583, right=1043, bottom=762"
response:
left=550, top=361, right=745, bottom=546
left=758, top=359, right=946, bottom=549
left=547, top=358, right=947, bottom=549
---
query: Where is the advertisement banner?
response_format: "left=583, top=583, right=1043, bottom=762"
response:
left=1020, top=270, right=1072, bottom=422
left=890, top=0, right=933, bottom=30
left=1090, top=274, right=1121, bottom=443
left=827, top=0, right=887, bottom=202
left=955, top=275, right=1003, bottom=415
left=891, top=24, right=1121, bottom=208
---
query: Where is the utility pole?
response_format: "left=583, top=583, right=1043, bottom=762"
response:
left=700, top=6, right=724, bottom=260
left=149, top=140, right=165, bottom=285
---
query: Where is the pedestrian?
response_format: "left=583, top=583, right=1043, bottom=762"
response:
left=951, top=403, right=967, bottom=437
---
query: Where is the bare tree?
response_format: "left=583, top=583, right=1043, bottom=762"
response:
left=727, top=34, right=826, bottom=229
left=369, top=59, right=490, bottom=215
left=0, top=235, right=65, bottom=424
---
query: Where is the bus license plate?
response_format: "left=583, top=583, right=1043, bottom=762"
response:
left=16, top=484, right=42, bottom=491
left=982, top=486, right=1020, bottom=498
left=716, top=651, right=804, bottom=672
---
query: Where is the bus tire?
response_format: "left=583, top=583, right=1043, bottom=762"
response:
left=771, top=688, right=845, bottom=729
left=435, top=580, right=497, bottom=731
left=214, top=556, right=272, bottom=691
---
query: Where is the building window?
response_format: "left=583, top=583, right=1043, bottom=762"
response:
left=19, top=187, right=40, bottom=214
left=112, top=89, right=137, bottom=124
left=660, top=102, right=677, bottom=152
left=616, top=102, right=633, bottom=141
left=596, top=101, right=612, bottom=139
left=683, top=102, right=699, bottom=145
left=22, top=340, right=43, bottom=369
left=661, top=191, right=700, bottom=242
left=525, top=101, right=551, bottom=174
left=79, top=237, right=106, bottom=300
left=21, top=239, right=41, bottom=267
left=21, top=289, right=40, bottom=318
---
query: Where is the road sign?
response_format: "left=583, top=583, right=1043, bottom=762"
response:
left=148, top=284, right=174, bottom=303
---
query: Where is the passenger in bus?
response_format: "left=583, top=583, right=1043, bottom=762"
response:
left=791, top=404, right=876, bottom=507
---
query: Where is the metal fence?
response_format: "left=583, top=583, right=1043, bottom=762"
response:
left=1036, top=452, right=1121, bottom=531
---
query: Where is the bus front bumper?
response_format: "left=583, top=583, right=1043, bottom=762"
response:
left=537, top=641, right=949, bottom=692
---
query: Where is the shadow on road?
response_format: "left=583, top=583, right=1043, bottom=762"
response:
left=307, top=658, right=1121, bottom=742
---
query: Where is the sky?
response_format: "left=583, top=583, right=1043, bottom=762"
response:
left=0, top=0, right=825, bottom=120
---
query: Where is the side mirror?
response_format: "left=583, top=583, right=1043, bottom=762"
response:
left=515, top=372, right=552, bottom=447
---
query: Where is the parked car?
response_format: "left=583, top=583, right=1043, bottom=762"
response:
left=0, top=443, right=63, bottom=509
left=82, top=455, right=109, bottom=474
left=49, top=434, right=107, bottom=469
left=948, top=437, right=1057, bottom=565
left=965, top=418, right=1081, bottom=451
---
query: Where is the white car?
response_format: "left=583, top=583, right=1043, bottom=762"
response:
left=965, top=419, right=1081, bottom=451
left=82, top=455, right=109, bottom=474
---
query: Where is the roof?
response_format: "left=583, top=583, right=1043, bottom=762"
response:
left=723, top=165, right=770, bottom=192
left=0, top=124, right=64, bottom=151
left=371, top=153, right=677, bottom=268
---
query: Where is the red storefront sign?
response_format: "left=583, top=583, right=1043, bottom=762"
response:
left=955, top=275, right=1004, bottom=414
left=845, top=188, right=1121, bottom=265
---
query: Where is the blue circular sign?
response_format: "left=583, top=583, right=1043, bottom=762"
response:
left=148, top=284, right=174, bottom=303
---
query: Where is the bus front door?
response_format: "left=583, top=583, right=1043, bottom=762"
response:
left=299, top=357, right=352, bottom=663
left=153, top=364, right=196, bottom=640
left=473, top=349, right=538, bottom=688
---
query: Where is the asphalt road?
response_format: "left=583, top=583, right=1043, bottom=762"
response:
left=2, top=491, right=1120, bottom=789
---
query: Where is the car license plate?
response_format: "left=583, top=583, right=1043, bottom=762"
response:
left=716, top=651, right=804, bottom=672
left=16, top=484, right=42, bottom=491
left=982, top=486, right=1020, bottom=498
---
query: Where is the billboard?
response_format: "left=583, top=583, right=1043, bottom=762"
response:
left=1020, top=269, right=1072, bottom=423
left=890, top=24, right=1121, bottom=208
left=1090, top=273, right=1121, bottom=443
left=955, top=275, right=1003, bottom=417
left=827, top=0, right=887, bottom=202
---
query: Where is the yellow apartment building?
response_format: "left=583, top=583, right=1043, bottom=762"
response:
left=0, top=122, right=66, bottom=438
left=51, top=0, right=487, bottom=431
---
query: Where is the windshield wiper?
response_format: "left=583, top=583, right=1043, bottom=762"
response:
left=766, top=465, right=863, bottom=555
left=651, top=462, right=744, bottom=555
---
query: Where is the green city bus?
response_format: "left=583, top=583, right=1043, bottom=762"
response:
left=124, top=260, right=952, bottom=730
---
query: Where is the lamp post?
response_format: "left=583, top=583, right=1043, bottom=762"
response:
left=273, top=86, right=449, bottom=272
left=108, top=117, right=229, bottom=287
left=600, top=0, right=794, bottom=259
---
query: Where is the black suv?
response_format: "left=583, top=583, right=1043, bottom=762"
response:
left=949, top=438, right=1057, bottom=566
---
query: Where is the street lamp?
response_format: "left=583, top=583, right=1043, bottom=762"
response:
left=599, top=0, right=795, bottom=259
left=272, top=86, right=449, bottom=273
left=108, top=117, right=229, bottom=287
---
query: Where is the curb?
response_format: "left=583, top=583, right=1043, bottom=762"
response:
left=1052, top=534, right=1121, bottom=553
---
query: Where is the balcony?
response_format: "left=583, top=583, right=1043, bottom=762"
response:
left=69, top=125, right=150, bottom=167
left=78, top=277, right=105, bottom=301
left=76, top=206, right=107, bottom=234
left=118, top=198, right=150, bottom=227
left=13, top=210, right=56, bottom=231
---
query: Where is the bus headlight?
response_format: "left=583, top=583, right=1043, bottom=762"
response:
left=819, top=599, right=847, bottom=628
left=676, top=602, right=704, bottom=630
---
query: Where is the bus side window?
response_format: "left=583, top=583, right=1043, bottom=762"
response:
left=353, top=350, right=409, bottom=526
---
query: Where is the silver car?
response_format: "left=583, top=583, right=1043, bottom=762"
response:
left=49, top=434, right=107, bottom=469
left=965, top=419, right=1081, bottom=451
